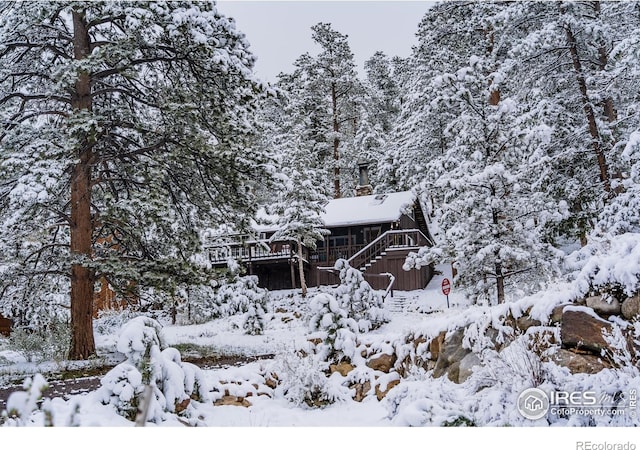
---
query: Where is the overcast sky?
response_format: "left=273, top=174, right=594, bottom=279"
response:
left=217, top=1, right=434, bottom=82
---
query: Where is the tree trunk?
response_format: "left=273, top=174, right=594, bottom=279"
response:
left=297, top=238, right=307, bottom=298
left=69, top=8, right=96, bottom=360
left=331, top=81, right=341, bottom=198
left=562, top=7, right=612, bottom=196
left=491, top=207, right=505, bottom=305
left=289, top=245, right=297, bottom=290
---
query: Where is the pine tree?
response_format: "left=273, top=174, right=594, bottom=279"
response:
left=269, top=136, right=330, bottom=298
left=273, top=23, right=362, bottom=199
left=0, top=2, right=270, bottom=359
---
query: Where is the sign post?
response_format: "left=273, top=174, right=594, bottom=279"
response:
left=441, top=278, right=451, bottom=308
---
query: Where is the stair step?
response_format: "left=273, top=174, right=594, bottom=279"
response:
left=387, top=296, right=407, bottom=313
left=375, top=255, right=383, bottom=260
left=380, top=252, right=387, bottom=256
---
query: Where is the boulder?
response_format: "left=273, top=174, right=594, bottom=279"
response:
left=457, top=353, right=482, bottom=383
left=214, top=395, right=252, bottom=407
left=330, top=361, right=355, bottom=376
left=560, top=307, right=613, bottom=354
left=433, top=329, right=470, bottom=379
left=428, top=331, right=446, bottom=361
left=551, top=349, right=610, bottom=374
left=621, top=295, right=640, bottom=320
left=352, top=381, right=371, bottom=402
left=586, top=295, right=622, bottom=317
left=515, top=315, right=542, bottom=332
left=366, top=353, right=397, bottom=373
left=550, top=304, right=571, bottom=325
left=375, top=379, right=400, bottom=400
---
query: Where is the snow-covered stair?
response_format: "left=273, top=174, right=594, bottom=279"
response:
left=386, top=296, right=407, bottom=313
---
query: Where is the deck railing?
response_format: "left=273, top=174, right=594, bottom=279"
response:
left=347, top=229, right=431, bottom=271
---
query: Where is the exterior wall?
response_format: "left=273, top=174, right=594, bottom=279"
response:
left=0, top=316, right=11, bottom=337
left=361, top=249, right=433, bottom=291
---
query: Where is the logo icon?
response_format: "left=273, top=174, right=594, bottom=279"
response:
left=517, top=387, right=550, bottom=420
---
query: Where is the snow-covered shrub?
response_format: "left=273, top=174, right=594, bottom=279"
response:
left=1, top=374, right=54, bottom=426
left=334, top=258, right=388, bottom=331
left=7, top=316, right=70, bottom=363
left=309, top=292, right=359, bottom=362
left=94, top=308, right=149, bottom=336
left=98, top=316, right=211, bottom=424
left=271, top=351, right=351, bottom=408
left=214, top=274, right=269, bottom=335
left=385, top=376, right=472, bottom=426
left=566, top=232, right=640, bottom=297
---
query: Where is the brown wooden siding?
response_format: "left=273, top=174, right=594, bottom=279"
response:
left=0, top=316, right=11, bottom=337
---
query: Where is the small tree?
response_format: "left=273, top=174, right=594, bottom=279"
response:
left=270, top=153, right=330, bottom=298
left=333, top=259, right=388, bottom=331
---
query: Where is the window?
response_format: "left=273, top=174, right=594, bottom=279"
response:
left=364, top=226, right=381, bottom=243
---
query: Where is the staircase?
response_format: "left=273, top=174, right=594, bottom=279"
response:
left=386, top=296, right=407, bottom=313
left=347, top=229, right=431, bottom=274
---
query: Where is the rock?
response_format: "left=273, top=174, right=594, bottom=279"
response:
left=516, top=315, right=542, bottom=331
left=214, top=395, right=252, bottom=407
left=308, top=337, right=322, bottom=346
left=551, top=349, right=611, bottom=374
left=457, top=353, right=482, bottom=383
left=352, top=381, right=371, bottom=402
left=428, top=331, right=446, bottom=361
left=445, top=361, right=460, bottom=383
left=621, top=295, right=640, bottom=320
left=413, top=335, right=427, bottom=349
left=561, top=307, right=613, bottom=354
left=550, top=304, right=571, bottom=325
left=275, top=307, right=287, bottom=313
left=330, top=361, right=355, bottom=376
left=586, top=295, right=622, bottom=317
left=433, top=329, right=470, bottom=379
left=366, top=353, right=397, bottom=373
left=375, top=379, right=400, bottom=400
left=175, top=398, right=190, bottom=414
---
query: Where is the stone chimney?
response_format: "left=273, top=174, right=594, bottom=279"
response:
left=355, top=160, right=373, bottom=197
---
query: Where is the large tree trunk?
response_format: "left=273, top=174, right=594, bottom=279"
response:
left=69, top=9, right=96, bottom=360
left=561, top=7, right=612, bottom=196
left=297, top=239, right=307, bottom=298
left=331, top=81, right=341, bottom=198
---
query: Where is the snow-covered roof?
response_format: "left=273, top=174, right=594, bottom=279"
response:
left=253, top=191, right=417, bottom=232
left=321, top=191, right=416, bottom=227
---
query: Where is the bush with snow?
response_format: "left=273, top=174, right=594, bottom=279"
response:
left=1, top=374, right=54, bottom=426
left=98, top=316, right=211, bottom=424
left=566, top=232, right=640, bottom=298
left=270, top=350, right=351, bottom=408
left=308, top=292, right=359, bottom=362
left=214, top=274, right=268, bottom=335
left=333, top=258, right=388, bottom=331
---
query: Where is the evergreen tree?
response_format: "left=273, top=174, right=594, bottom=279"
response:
left=274, top=23, right=362, bottom=198
left=0, top=1, right=270, bottom=359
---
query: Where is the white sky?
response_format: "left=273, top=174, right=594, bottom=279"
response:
left=216, top=1, right=434, bottom=82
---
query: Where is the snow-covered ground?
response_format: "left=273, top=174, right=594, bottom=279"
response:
left=0, top=263, right=638, bottom=448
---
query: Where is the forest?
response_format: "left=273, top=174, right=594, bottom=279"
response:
left=0, top=0, right=639, bottom=431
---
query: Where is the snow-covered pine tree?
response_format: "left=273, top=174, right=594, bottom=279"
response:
left=268, top=130, right=330, bottom=298
left=354, top=51, right=402, bottom=191
left=507, top=1, right=640, bottom=244
left=0, top=2, right=271, bottom=359
left=273, top=23, right=362, bottom=199
left=400, top=2, right=564, bottom=304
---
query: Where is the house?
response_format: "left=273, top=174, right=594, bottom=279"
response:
left=206, top=187, right=436, bottom=293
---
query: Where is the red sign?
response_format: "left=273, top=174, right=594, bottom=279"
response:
left=441, top=278, right=451, bottom=296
